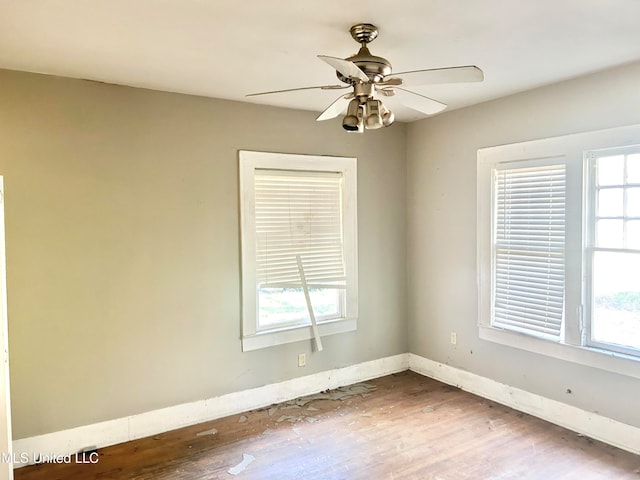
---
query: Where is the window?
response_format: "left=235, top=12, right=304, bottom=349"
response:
left=478, top=124, right=640, bottom=378
left=239, top=151, right=358, bottom=351
left=586, top=148, right=640, bottom=355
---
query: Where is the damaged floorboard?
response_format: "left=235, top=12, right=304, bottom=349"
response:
left=14, top=371, right=640, bottom=479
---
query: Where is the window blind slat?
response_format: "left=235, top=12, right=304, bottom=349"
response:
left=493, top=163, right=566, bottom=339
left=494, top=309, right=563, bottom=326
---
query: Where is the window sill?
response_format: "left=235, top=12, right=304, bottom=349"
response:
left=242, top=318, right=357, bottom=352
left=479, top=325, right=640, bottom=379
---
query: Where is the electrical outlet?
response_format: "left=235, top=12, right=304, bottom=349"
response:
left=298, top=353, right=306, bottom=367
left=450, top=332, right=457, bottom=345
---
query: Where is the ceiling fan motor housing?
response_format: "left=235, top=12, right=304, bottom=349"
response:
left=336, top=46, right=392, bottom=84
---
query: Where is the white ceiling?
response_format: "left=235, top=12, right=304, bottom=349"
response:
left=2, top=0, right=640, bottom=122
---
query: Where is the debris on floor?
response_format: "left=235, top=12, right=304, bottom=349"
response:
left=290, top=383, right=377, bottom=407
left=238, top=415, right=248, bottom=423
left=276, top=415, right=301, bottom=423
left=281, top=404, right=302, bottom=410
left=422, top=406, right=435, bottom=414
left=196, top=428, right=218, bottom=437
left=260, top=383, right=379, bottom=424
left=228, top=453, right=255, bottom=475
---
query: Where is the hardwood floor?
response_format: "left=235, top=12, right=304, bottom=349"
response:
left=14, top=371, right=640, bottom=479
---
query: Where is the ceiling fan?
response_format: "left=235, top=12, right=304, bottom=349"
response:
left=247, top=23, right=484, bottom=132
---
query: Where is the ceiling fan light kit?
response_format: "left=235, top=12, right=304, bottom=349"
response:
left=247, top=23, right=484, bottom=133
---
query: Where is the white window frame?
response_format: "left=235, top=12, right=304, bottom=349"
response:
left=584, top=145, right=640, bottom=357
left=478, top=124, right=640, bottom=379
left=239, top=151, right=358, bottom=351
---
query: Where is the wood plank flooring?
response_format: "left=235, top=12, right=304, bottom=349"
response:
left=14, top=371, right=640, bottom=479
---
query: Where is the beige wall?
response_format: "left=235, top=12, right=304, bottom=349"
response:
left=7, top=57, right=640, bottom=441
left=0, top=69, right=408, bottom=439
left=407, top=61, right=640, bottom=427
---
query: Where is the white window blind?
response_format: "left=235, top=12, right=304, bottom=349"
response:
left=255, top=169, right=346, bottom=289
left=493, top=163, right=566, bottom=340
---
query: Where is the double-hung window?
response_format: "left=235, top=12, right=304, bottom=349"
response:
left=239, top=151, right=358, bottom=351
left=478, top=124, right=640, bottom=377
left=586, top=148, right=640, bottom=356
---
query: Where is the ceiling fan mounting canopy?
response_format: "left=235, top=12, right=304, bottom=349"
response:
left=350, top=23, right=378, bottom=44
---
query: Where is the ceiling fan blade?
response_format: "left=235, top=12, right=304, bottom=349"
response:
left=246, top=84, right=348, bottom=97
left=384, top=65, right=483, bottom=87
left=316, top=94, right=353, bottom=122
left=318, top=55, right=370, bottom=83
left=393, top=88, right=447, bottom=115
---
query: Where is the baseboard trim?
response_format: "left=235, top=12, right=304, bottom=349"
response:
left=13, top=352, right=640, bottom=468
left=408, top=353, right=640, bottom=455
left=12, top=353, right=409, bottom=468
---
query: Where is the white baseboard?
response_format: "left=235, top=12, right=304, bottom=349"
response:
left=408, top=353, right=640, bottom=455
left=13, top=352, right=640, bottom=469
left=12, top=353, right=409, bottom=468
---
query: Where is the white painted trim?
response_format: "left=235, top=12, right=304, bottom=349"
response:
left=12, top=354, right=409, bottom=468
left=480, top=326, right=640, bottom=379
left=242, top=318, right=356, bottom=352
left=0, top=179, right=14, bottom=480
left=239, top=150, right=359, bottom=352
left=409, top=353, right=640, bottom=455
